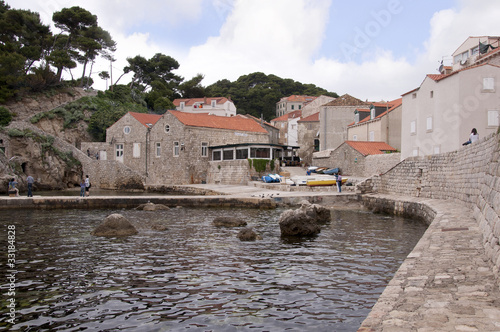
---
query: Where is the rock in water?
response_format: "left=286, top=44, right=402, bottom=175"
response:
left=213, top=216, right=247, bottom=227
left=91, top=214, right=138, bottom=237
left=237, top=227, right=262, bottom=241
left=136, top=202, right=170, bottom=211
left=278, top=209, right=321, bottom=236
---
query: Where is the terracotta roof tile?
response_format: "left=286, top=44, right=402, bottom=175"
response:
left=271, top=110, right=302, bottom=122
left=345, top=141, right=397, bottom=156
left=298, top=112, right=319, bottom=122
left=279, top=95, right=317, bottom=103
left=129, top=112, right=162, bottom=128
left=169, top=110, right=267, bottom=133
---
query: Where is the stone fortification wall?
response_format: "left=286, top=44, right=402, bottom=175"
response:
left=358, top=133, right=500, bottom=275
left=207, top=160, right=250, bottom=185
left=364, top=153, right=402, bottom=177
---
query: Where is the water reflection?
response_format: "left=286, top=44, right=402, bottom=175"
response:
left=0, top=208, right=427, bottom=331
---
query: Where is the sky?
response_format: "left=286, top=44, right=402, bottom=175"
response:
left=7, top=0, right=500, bottom=101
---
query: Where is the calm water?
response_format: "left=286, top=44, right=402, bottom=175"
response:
left=0, top=207, right=427, bottom=331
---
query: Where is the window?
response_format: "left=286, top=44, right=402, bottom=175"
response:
left=412, top=148, right=419, bottom=157
left=426, top=117, right=433, bottom=132
left=410, top=120, right=416, bottom=134
left=236, top=148, right=248, bottom=159
left=250, top=147, right=270, bottom=159
left=370, top=107, right=375, bottom=119
left=412, top=93, right=417, bottom=99
left=156, top=142, right=161, bottom=157
left=352, top=134, right=358, bottom=141
left=223, top=149, right=234, bottom=160
left=483, top=77, right=495, bottom=91
left=488, top=110, right=499, bottom=126
left=430, top=91, right=434, bottom=98
left=211, top=100, right=216, bottom=107
left=174, top=141, right=179, bottom=156
left=291, top=105, right=295, bottom=110
left=201, top=142, right=208, bottom=157
left=165, top=124, right=170, bottom=133
left=299, top=105, right=302, bottom=110
left=369, top=131, right=375, bottom=141
left=213, top=150, right=221, bottom=161
left=133, top=143, right=141, bottom=158
left=180, top=102, right=185, bottom=110
left=433, top=145, right=441, bottom=154
left=314, top=139, right=320, bottom=151
left=123, top=126, right=131, bottom=134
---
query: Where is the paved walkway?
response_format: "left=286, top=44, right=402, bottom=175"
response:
left=358, top=194, right=500, bottom=332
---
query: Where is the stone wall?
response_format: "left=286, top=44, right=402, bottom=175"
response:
left=364, top=153, right=401, bottom=177
left=358, top=133, right=500, bottom=275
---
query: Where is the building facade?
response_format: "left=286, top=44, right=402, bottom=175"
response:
left=173, top=97, right=237, bottom=117
left=270, top=110, right=302, bottom=145
left=297, top=112, right=320, bottom=166
left=401, top=63, right=500, bottom=159
left=275, top=95, right=316, bottom=117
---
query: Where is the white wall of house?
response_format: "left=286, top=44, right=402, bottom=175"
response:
left=401, top=64, right=500, bottom=159
left=287, top=117, right=300, bottom=146
left=177, top=100, right=236, bottom=117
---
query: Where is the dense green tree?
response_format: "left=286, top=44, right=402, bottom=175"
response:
left=178, top=73, right=206, bottom=98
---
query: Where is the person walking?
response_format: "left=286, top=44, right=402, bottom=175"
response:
left=27, top=174, right=34, bottom=197
left=8, top=178, right=19, bottom=196
left=85, top=175, right=91, bottom=197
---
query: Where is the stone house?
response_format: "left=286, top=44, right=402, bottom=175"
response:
left=319, top=94, right=369, bottom=151
left=275, top=95, right=316, bottom=117
left=347, top=98, right=402, bottom=151
left=297, top=112, right=320, bottom=166
left=300, top=95, right=336, bottom=118
left=139, top=110, right=270, bottom=185
left=173, top=97, right=237, bottom=117
left=401, top=36, right=500, bottom=159
left=312, top=141, right=398, bottom=177
left=270, top=110, right=302, bottom=145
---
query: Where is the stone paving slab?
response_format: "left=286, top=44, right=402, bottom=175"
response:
left=358, top=194, right=500, bottom=332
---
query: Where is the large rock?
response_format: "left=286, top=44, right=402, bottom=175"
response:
left=237, top=227, right=262, bottom=241
left=279, top=209, right=321, bottom=236
left=299, top=201, right=332, bottom=224
left=213, top=216, right=247, bottom=227
left=278, top=202, right=330, bottom=237
left=91, top=214, right=138, bottom=237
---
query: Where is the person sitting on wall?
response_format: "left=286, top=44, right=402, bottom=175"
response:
left=8, top=178, right=19, bottom=196
left=462, top=128, right=479, bottom=146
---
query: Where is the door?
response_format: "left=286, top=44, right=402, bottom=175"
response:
left=116, top=144, right=124, bottom=163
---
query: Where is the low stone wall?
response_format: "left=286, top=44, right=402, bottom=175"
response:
left=364, top=153, right=401, bottom=177
left=358, top=133, right=500, bottom=277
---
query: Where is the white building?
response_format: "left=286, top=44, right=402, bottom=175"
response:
left=173, top=97, right=237, bottom=117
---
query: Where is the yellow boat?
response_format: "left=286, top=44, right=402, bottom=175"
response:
left=306, top=177, right=347, bottom=187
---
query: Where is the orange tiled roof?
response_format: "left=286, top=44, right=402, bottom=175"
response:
left=173, top=97, right=230, bottom=106
left=169, top=110, right=268, bottom=133
left=375, top=98, right=402, bottom=118
left=345, top=141, right=397, bottom=156
left=271, top=110, right=302, bottom=122
left=298, top=112, right=319, bottom=122
left=129, top=112, right=162, bottom=128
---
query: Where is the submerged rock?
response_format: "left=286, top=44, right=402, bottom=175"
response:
left=91, top=214, right=138, bottom=237
left=135, top=202, right=170, bottom=211
left=237, top=227, right=262, bottom=241
left=213, top=216, right=247, bottom=227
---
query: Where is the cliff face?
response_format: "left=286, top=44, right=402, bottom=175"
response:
left=0, top=88, right=93, bottom=193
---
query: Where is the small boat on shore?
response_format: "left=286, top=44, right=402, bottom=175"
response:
left=306, top=177, right=347, bottom=187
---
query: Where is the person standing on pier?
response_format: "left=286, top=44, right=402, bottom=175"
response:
left=27, top=174, right=34, bottom=197
left=85, top=175, right=91, bottom=197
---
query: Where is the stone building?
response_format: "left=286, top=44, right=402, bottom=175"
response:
left=319, top=94, right=369, bottom=151
left=297, top=112, right=320, bottom=166
left=173, top=97, right=236, bottom=117
left=300, top=95, right=336, bottom=118
left=275, top=95, right=316, bottom=117
left=312, top=141, right=398, bottom=177
left=238, top=114, right=280, bottom=144
left=347, top=98, right=402, bottom=151
left=270, top=110, right=302, bottom=145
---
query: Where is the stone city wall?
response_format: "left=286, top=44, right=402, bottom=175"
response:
left=364, top=153, right=402, bottom=177
left=358, top=132, right=500, bottom=276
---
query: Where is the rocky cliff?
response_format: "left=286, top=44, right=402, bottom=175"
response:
left=0, top=88, right=95, bottom=193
